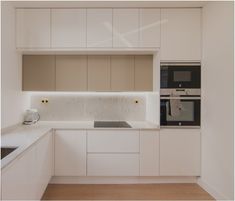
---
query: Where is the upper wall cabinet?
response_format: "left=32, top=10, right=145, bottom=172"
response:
left=111, top=55, right=135, bottom=91
left=161, top=8, right=201, bottom=61
left=51, top=9, right=86, bottom=48
left=113, top=9, right=139, bottom=47
left=139, top=9, right=161, bottom=47
left=16, top=9, right=50, bottom=48
left=88, top=55, right=111, bottom=91
left=56, top=56, right=87, bottom=91
left=135, top=55, right=153, bottom=91
left=87, top=9, right=113, bottom=47
left=23, top=55, right=55, bottom=91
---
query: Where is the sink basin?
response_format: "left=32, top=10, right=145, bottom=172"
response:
left=1, top=147, right=18, bottom=159
left=94, top=121, right=131, bottom=128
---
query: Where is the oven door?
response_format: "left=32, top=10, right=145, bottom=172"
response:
left=160, top=98, right=200, bottom=126
left=161, top=65, right=201, bottom=89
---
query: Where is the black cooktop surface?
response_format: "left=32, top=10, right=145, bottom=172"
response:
left=94, top=121, right=132, bottom=128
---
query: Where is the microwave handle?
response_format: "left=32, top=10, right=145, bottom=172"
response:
left=168, top=101, right=172, bottom=116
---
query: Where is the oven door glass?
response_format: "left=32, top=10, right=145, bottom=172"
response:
left=160, top=99, right=200, bottom=126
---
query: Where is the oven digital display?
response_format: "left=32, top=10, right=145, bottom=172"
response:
left=173, top=71, right=191, bottom=82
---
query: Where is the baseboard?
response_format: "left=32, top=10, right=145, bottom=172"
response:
left=50, top=176, right=198, bottom=184
left=197, top=178, right=229, bottom=200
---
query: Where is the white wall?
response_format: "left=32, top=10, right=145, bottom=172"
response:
left=200, top=2, right=234, bottom=200
left=1, top=2, right=30, bottom=129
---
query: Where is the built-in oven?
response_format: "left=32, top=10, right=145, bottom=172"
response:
left=161, top=62, right=201, bottom=89
left=160, top=97, right=200, bottom=126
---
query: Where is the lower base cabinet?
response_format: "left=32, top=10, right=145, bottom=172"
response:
left=87, top=153, right=139, bottom=176
left=1, top=132, right=53, bottom=200
left=140, top=130, right=159, bottom=176
left=160, top=129, right=201, bottom=176
left=54, top=130, right=86, bottom=176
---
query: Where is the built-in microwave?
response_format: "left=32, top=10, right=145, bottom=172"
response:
left=160, top=97, right=200, bottom=126
left=160, top=62, right=201, bottom=89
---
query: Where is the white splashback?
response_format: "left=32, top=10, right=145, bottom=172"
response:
left=30, top=93, right=147, bottom=121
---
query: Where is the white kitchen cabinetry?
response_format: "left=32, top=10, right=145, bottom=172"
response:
left=140, top=130, right=159, bottom=176
left=87, top=9, right=113, bottom=47
left=87, top=130, right=139, bottom=153
left=54, top=130, right=86, bottom=176
left=51, top=9, right=86, bottom=48
left=160, top=129, right=200, bottom=176
left=2, top=146, right=37, bottom=200
left=16, top=9, right=50, bottom=48
left=113, top=9, right=139, bottom=47
left=35, top=132, right=53, bottom=198
left=87, top=154, right=139, bottom=176
left=161, top=8, right=201, bottom=61
left=87, top=130, right=140, bottom=176
left=139, top=9, right=161, bottom=47
left=2, top=132, right=53, bottom=200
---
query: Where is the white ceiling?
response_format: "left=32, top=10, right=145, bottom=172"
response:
left=8, top=1, right=207, bottom=8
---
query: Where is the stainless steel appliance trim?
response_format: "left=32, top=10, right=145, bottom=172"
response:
left=160, top=62, right=201, bottom=66
left=160, top=89, right=201, bottom=96
left=160, top=97, right=201, bottom=100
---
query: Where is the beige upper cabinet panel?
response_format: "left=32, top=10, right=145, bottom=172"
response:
left=56, top=56, right=87, bottom=91
left=16, top=9, right=50, bottom=48
left=23, top=55, right=55, bottom=91
left=135, top=55, right=153, bottom=91
left=161, top=8, right=201, bottom=61
left=113, top=9, right=139, bottom=47
left=139, top=9, right=161, bottom=47
left=51, top=9, right=86, bottom=48
left=88, top=56, right=111, bottom=91
left=111, top=56, right=135, bottom=91
left=87, top=9, right=113, bottom=47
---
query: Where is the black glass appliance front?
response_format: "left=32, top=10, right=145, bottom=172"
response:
left=161, top=65, right=201, bottom=89
left=160, top=99, right=200, bottom=126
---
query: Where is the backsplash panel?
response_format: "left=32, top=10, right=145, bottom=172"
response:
left=30, top=93, right=146, bottom=121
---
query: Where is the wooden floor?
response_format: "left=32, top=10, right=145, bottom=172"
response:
left=42, top=184, right=214, bottom=200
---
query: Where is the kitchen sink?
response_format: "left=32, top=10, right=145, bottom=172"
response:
left=1, top=147, right=18, bottom=159
left=94, top=121, right=132, bottom=128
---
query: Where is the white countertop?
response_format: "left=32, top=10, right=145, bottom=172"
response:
left=1, top=121, right=159, bottom=169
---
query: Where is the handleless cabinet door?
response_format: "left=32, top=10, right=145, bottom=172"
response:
left=111, top=55, right=135, bottom=91
left=23, top=55, right=55, bottom=91
left=35, top=132, right=53, bottom=199
left=87, top=9, right=112, bottom=47
left=55, top=130, right=86, bottom=176
left=140, top=130, right=159, bottom=176
left=87, top=130, right=139, bottom=153
left=88, top=55, right=111, bottom=91
left=161, top=8, right=201, bottom=61
left=87, top=154, right=139, bottom=176
left=139, top=9, right=161, bottom=47
left=16, top=9, right=50, bottom=48
left=56, top=55, right=87, bottom=91
left=134, top=55, right=153, bottom=91
left=160, top=129, right=201, bottom=176
left=113, top=9, right=139, bottom=47
left=2, top=146, right=37, bottom=200
left=51, top=9, right=86, bottom=48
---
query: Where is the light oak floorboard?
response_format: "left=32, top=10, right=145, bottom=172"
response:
left=42, top=184, right=214, bottom=200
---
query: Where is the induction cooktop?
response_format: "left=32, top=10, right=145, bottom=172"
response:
left=94, top=121, right=131, bottom=128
